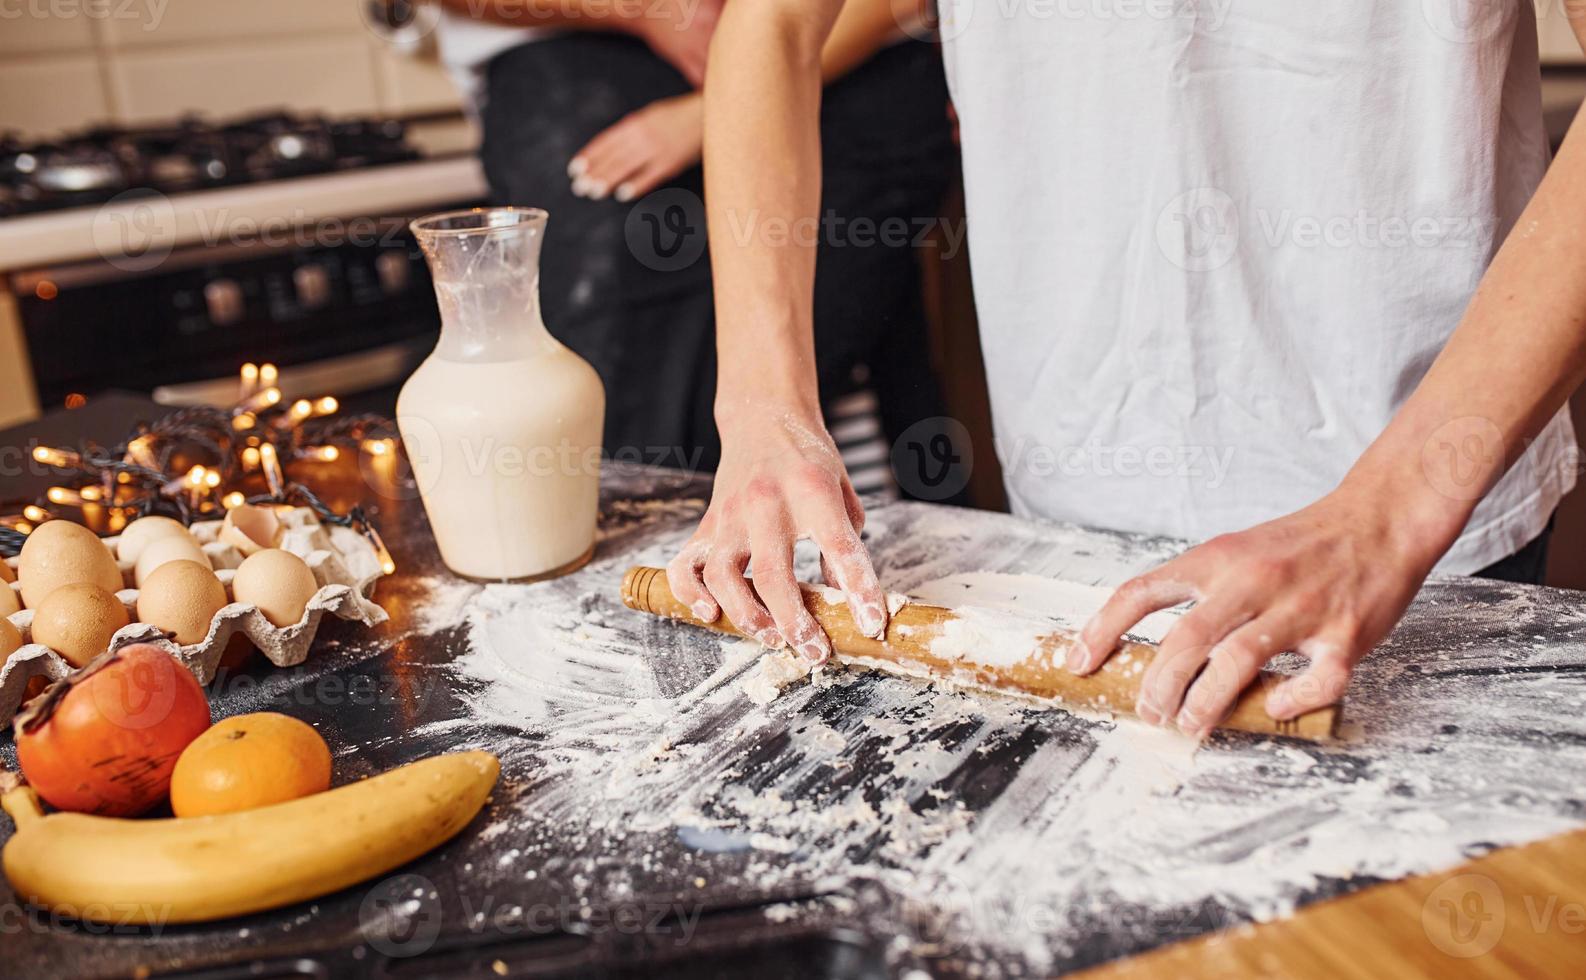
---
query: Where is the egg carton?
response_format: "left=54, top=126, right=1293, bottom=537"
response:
left=1, top=508, right=389, bottom=729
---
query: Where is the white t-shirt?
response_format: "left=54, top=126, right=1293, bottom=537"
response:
left=436, top=13, right=546, bottom=111
left=940, top=0, right=1577, bottom=573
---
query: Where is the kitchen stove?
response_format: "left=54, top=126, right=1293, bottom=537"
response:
left=0, top=113, right=421, bottom=218
left=0, top=111, right=487, bottom=422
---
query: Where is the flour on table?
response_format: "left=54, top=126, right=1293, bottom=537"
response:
left=400, top=496, right=1586, bottom=976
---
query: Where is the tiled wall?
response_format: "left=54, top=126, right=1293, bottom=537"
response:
left=1540, top=2, right=1586, bottom=62
left=0, top=0, right=463, bottom=139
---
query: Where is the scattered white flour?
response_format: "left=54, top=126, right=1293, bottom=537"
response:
left=399, top=494, right=1586, bottom=975
left=741, top=648, right=814, bottom=706
left=407, top=576, right=484, bottom=634
left=913, top=570, right=1185, bottom=655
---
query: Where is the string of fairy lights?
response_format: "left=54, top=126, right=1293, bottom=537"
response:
left=0, top=363, right=396, bottom=574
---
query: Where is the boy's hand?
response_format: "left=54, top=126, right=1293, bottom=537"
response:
left=1073, top=484, right=1448, bottom=738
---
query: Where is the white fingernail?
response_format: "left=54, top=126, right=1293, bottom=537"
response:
left=614, top=182, right=636, bottom=203
left=567, top=157, right=588, bottom=178
left=857, top=603, right=886, bottom=639
left=691, top=600, right=717, bottom=622
left=571, top=176, right=589, bottom=197
left=1136, top=696, right=1161, bottom=725
left=1065, top=641, right=1090, bottom=673
left=755, top=628, right=786, bottom=649
left=798, top=639, right=830, bottom=665
left=585, top=180, right=609, bottom=200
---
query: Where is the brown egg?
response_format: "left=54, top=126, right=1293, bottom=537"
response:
left=0, top=617, right=45, bottom=700
left=137, top=559, right=228, bottom=646
left=0, top=617, right=21, bottom=659
left=116, top=515, right=190, bottom=564
left=0, top=585, right=19, bottom=618
left=134, top=532, right=209, bottom=587
left=29, top=583, right=130, bottom=667
left=17, top=519, right=123, bottom=609
left=232, top=549, right=318, bottom=628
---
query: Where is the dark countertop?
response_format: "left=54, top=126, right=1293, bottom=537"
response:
left=1, top=421, right=792, bottom=978
left=1, top=395, right=924, bottom=979
left=4, top=401, right=1586, bottom=980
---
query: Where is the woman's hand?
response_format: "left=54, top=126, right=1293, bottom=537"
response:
left=667, top=409, right=889, bottom=664
left=1073, top=482, right=1450, bottom=738
left=568, top=94, right=703, bottom=202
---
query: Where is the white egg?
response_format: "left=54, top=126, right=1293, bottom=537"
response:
left=116, top=515, right=191, bottom=564
left=134, top=532, right=209, bottom=587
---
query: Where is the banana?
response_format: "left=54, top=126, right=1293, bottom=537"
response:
left=1, top=750, right=499, bottom=925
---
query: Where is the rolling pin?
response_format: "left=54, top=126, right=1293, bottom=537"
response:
left=621, top=565, right=1338, bottom=742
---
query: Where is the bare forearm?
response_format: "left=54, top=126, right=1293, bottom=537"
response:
left=1343, top=107, right=1586, bottom=558
left=435, top=0, right=653, bottom=32
left=819, top=0, right=922, bottom=80
left=704, top=0, right=844, bottom=421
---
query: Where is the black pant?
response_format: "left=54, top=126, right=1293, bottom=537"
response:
left=480, top=36, right=958, bottom=474
left=1472, top=516, right=1554, bottom=585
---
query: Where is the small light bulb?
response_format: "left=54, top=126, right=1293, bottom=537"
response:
left=32, top=446, right=81, bottom=468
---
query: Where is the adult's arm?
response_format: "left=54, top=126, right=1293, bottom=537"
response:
left=569, top=0, right=925, bottom=200
left=665, top=0, right=890, bottom=663
left=434, top=0, right=722, bottom=85
left=1077, top=55, right=1586, bottom=736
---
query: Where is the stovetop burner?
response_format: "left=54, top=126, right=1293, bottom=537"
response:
left=0, top=112, right=421, bottom=218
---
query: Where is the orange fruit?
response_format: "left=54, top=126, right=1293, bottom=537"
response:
left=170, top=712, right=332, bottom=817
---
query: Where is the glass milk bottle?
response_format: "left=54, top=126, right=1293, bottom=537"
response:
left=399, top=208, right=604, bottom=581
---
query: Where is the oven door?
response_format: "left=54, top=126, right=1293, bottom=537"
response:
left=12, top=216, right=443, bottom=412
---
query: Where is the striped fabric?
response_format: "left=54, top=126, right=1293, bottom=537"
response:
left=826, top=388, right=897, bottom=500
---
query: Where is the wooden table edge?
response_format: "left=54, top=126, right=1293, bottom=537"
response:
left=1073, top=827, right=1586, bottom=978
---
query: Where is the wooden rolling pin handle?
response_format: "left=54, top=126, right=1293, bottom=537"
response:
left=621, top=566, right=1337, bottom=742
